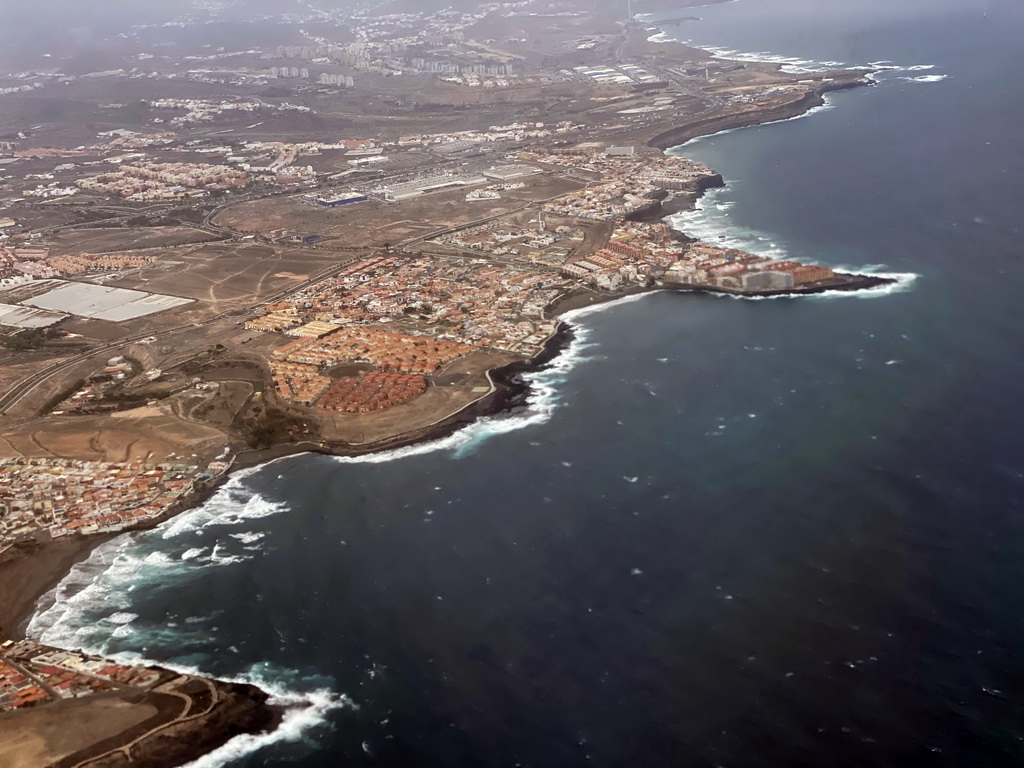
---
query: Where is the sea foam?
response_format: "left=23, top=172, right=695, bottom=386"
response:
left=134, top=657, right=353, bottom=768
left=67, top=642, right=349, bottom=768
left=135, top=656, right=351, bottom=768
left=161, top=467, right=284, bottom=540
left=699, top=45, right=845, bottom=74
left=709, top=271, right=920, bottom=301
left=177, top=686, right=347, bottom=768
left=27, top=471, right=288, bottom=649
left=676, top=97, right=838, bottom=149
left=23, top=476, right=347, bottom=766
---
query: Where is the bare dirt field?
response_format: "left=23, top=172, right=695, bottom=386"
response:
left=178, top=380, right=254, bottom=430
left=0, top=695, right=159, bottom=768
left=217, top=189, right=526, bottom=247
left=3, top=204, right=92, bottom=231
left=0, top=355, right=104, bottom=423
left=43, top=226, right=219, bottom=255
left=0, top=403, right=228, bottom=464
left=501, top=175, right=588, bottom=203
left=106, top=242, right=350, bottom=309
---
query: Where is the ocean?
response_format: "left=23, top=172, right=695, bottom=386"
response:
left=26, top=0, right=1024, bottom=765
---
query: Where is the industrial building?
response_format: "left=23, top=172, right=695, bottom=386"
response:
left=374, top=172, right=487, bottom=202
left=305, top=191, right=368, bottom=207
left=483, top=165, right=541, bottom=181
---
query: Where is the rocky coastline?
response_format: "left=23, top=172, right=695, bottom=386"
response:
left=3, top=65, right=885, bottom=636
left=0, top=61, right=888, bottom=768
left=646, top=77, right=870, bottom=151
left=48, top=681, right=282, bottom=768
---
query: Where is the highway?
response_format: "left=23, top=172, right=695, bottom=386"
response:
left=0, top=255, right=360, bottom=417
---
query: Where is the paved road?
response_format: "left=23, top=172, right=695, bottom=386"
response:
left=0, top=256, right=359, bottom=416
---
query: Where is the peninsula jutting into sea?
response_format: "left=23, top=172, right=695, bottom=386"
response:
left=0, top=0, right=909, bottom=763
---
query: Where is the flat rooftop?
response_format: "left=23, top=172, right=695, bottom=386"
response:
left=21, top=282, right=193, bottom=322
left=0, top=303, right=67, bottom=328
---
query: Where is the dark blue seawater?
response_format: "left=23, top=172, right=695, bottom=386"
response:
left=27, top=1, right=1024, bottom=765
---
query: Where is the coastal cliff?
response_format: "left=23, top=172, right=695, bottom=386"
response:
left=0, top=633, right=281, bottom=768
left=52, top=682, right=280, bottom=768
left=646, top=78, right=868, bottom=151
left=625, top=173, right=726, bottom=224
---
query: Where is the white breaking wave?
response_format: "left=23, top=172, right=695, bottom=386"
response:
left=175, top=544, right=251, bottom=568
left=707, top=271, right=920, bottom=301
left=27, top=473, right=288, bottom=648
left=161, top=475, right=287, bottom=540
left=675, top=97, right=837, bottom=149
left=26, top=535, right=350, bottom=767
left=557, top=291, right=653, bottom=324
left=325, top=293, right=679, bottom=466
left=229, top=531, right=266, bottom=545
left=27, top=537, right=150, bottom=646
left=698, top=44, right=845, bottom=73
left=650, top=22, right=945, bottom=83
left=142, top=551, right=175, bottom=567
left=58, top=636, right=349, bottom=768
left=864, top=64, right=947, bottom=87
left=646, top=30, right=675, bottom=44
left=669, top=186, right=792, bottom=261
left=26, top=475, right=283, bottom=645
left=178, top=687, right=346, bottom=768
left=26, top=538, right=242, bottom=650
left=117, top=655, right=351, bottom=768
left=643, top=17, right=845, bottom=73
left=101, top=656, right=355, bottom=768
left=104, top=612, right=138, bottom=625
left=207, top=543, right=249, bottom=566
left=201, top=497, right=285, bottom=529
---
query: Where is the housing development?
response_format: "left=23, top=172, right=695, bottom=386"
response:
left=0, top=640, right=163, bottom=711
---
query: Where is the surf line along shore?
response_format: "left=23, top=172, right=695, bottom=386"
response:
left=0, top=72, right=891, bottom=768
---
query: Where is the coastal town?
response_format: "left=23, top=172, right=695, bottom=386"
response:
left=0, top=458, right=226, bottom=556
left=0, top=133, right=868, bottom=555
left=0, top=0, right=888, bottom=763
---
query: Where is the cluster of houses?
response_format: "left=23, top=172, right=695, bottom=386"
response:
left=0, top=458, right=201, bottom=550
left=0, top=639, right=170, bottom=713
left=78, top=161, right=248, bottom=201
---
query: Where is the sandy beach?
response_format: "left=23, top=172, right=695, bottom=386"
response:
left=0, top=535, right=116, bottom=641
